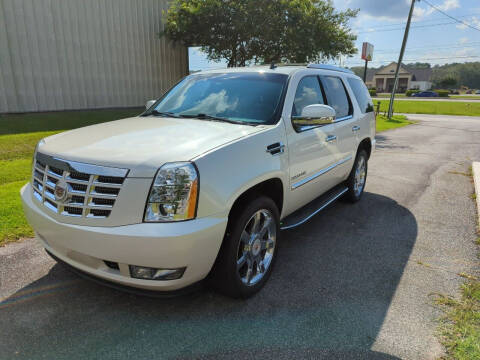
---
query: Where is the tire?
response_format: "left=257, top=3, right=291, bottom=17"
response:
left=209, top=196, right=280, bottom=298
left=343, top=149, right=368, bottom=203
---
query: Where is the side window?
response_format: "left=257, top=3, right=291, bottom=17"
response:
left=320, top=76, right=352, bottom=119
left=292, top=76, right=325, bottom=117
left=347, top=78, right=374, bottom=113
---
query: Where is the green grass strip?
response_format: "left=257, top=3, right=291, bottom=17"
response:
left=436, top=281, right=480, bottom=360
left=374, top=100, right=480, bottom=116
left=0, top=180, right=35, bottom=246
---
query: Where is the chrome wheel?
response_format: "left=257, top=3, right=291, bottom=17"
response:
left=353, top=156, right=366, bottom=197
left=236, top=209, right=276, bottom=286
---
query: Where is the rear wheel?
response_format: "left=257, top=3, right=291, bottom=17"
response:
left=209, top=196, right=280, bottom=298
left=344, top=149, right=368, bottom=203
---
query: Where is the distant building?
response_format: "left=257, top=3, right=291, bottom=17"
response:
left=365, top=62, right=432, bottom=92
left=0, top=0, right=188, bottom=113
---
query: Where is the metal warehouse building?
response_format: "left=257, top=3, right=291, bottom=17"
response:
left=0, top=0, right=188, bottom=113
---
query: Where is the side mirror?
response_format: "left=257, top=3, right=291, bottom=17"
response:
left=146, top=100, right=156, bottom=110
left=292, top=104, right=336, bottom=131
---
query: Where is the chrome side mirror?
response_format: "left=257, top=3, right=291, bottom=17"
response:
left=292, top=104, right=336, bottom=131
left=146, top=100, right=156, bottom=110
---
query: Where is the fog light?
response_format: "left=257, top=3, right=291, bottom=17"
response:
left=129, top=265, right=186, bottom=281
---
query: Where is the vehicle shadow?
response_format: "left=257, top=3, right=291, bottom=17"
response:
left=375, top=134, right=411, bottom=151
left=0, top=192, right=416, bottom=360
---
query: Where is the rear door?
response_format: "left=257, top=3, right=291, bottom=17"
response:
left=346, top=76, right=376, bottom=158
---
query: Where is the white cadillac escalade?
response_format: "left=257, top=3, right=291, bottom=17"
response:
left=21, top=64, right=376, bottom=298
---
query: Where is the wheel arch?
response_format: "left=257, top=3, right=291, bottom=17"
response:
left=228, top=178, right=284, bottom=221
left=357, top=137, right=372, bottom=159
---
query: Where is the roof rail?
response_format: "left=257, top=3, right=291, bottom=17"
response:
left=307, top=64, right=354, bottom=74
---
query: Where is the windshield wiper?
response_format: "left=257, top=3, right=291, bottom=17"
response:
left=149, top=110, right=179, bottom=118
left=178, top=113, right=257, bottom=126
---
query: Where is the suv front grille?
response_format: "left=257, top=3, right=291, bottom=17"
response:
left=32, top=153, right=129, bottom=219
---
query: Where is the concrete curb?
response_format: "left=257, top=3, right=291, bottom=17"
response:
left=473, top=162, right=480, bottom=223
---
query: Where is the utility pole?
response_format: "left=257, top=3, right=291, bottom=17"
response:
left=388, top=0, right=416, bottom=119
left=363, top=59, right=368, bottom=82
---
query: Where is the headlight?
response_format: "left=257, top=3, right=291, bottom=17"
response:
left=144, top=162, right=199, bottom=222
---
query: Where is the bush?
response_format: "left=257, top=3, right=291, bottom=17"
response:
left=435, top=90, right=450, bottom=97
left=369, top=89, right=377, bottom=96
left=406, top=89, right=420, bottom=97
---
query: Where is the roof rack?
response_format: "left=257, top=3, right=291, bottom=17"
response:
left=307, top=64, right=354, bottom=74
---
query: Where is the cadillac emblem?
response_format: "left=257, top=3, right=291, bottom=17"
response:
left=54, top=179, right=70, bottom=202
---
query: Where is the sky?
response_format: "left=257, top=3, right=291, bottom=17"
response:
left=189, top=0, right=480, bottom=71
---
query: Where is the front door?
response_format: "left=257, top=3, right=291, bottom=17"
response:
left=286, top=76, right=340, bottom=212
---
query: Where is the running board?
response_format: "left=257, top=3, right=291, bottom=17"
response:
left=280, top=184, right=348, bottom=230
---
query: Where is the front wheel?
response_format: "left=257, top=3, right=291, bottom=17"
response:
left=209, top=196, right=280, bottom=298
left=343, top=149, right=368, bottom=203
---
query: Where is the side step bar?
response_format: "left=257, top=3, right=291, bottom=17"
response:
left=280, top=184, right=348, bottom=230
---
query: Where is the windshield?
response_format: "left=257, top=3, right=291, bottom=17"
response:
left=149, top=72, right=289, bottom=125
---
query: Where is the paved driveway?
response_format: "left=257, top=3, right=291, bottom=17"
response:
left=1, top=114, right=479, bottom=360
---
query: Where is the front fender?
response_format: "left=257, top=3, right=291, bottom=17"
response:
left=193, top=123, right=289, bottom=218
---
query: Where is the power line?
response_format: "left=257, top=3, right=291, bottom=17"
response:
left=375, top=43, right=480, bottom=55
left=354, top=12, right=480, bottom=31
left=422, top=0, right=480, bottom=32
left=356, top=20, right=458, bottom=33
left=344, top=55, right=480, bottom=66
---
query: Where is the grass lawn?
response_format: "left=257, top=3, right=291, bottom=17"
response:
left=450, top=95, right=480, bottom=100
left=0, top=108, right=142, bottom=246
left=0, top=109, right=410, bottom=246
left=436, top=281, right=480, bottom=359
left=375, top=100, right=480, bottom=116
left=375, top=94, right=480, bottom=101
left=376, top=114, right=413, bottom=132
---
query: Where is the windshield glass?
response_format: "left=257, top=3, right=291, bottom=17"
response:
left=151, top=72, right=288, bottom=124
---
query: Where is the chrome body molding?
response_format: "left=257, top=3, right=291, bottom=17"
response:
left=36, top=152, right=129, bottom=178
left=334, top=115, right=353, bottom=123
left=280, top=187, right=348, bottom=230
left=293, top=115, right=353, bottom=132
left=291, top=155, right=353, bottom=190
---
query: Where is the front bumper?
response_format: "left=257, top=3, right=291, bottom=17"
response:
left=21, top=183, right=228, bottom=291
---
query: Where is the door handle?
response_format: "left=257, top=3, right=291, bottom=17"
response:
left=352, top=125, right=360, bottom=132
left=325, top=135, right=337, bottom=143
left=266, top=142, right=285, bottom=155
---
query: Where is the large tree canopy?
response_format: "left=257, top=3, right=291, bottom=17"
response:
left=163, top=0, right=358, bottom=67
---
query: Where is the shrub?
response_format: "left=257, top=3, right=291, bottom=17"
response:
left=435, top=90, right=450, bottom=97
left=406, top=89, right=420, bottom=97
left=369, top=89, right=377, bottom=96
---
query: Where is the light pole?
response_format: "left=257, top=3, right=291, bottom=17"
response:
left=388, top=0, right=417, bottom=119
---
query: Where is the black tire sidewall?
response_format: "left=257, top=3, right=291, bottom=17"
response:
left=210, top=196, right=280, bottom=298
left=346, top=150, right=368, bottom=202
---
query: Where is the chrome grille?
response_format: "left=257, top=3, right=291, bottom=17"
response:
left=32, top=153, right=129, bottom=219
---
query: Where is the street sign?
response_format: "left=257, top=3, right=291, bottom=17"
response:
left=361, top=42, right=374, bottom=61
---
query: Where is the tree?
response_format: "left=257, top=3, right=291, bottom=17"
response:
left=436, top=76, right=457, bottom=89
left=163, top=0, right=358, bottom=67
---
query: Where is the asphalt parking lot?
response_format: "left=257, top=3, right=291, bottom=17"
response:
left=1, top=114, right=479, bottom=360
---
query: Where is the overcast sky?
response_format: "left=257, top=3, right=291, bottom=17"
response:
left=189, top=0, right=480, bottom=70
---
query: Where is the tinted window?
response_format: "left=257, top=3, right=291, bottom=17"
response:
left=348, top=78, right=374, bottom=113
left=321, top=76, right=352, bottom=119
left=153, top=73, right=288, bottom=124
left=292, top=76, right=325, bottom=117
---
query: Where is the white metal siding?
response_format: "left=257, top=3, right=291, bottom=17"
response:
left=0, top=0, right=188, bottom=113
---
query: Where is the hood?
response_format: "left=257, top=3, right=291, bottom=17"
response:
left=39, top=116, right=265, bottom=177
